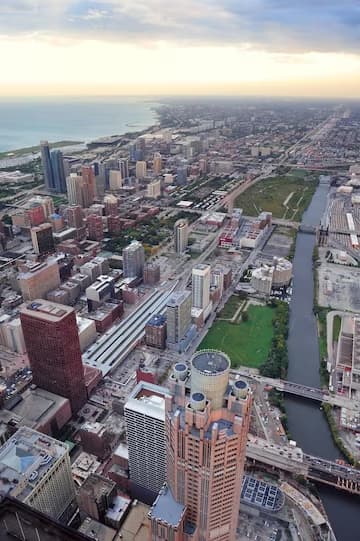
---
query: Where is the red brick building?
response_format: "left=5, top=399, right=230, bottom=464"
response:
left=20, top=300, right=87, bottom=414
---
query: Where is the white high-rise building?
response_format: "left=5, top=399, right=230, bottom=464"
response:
left=0, top=427, right=75, bottom=520
left=174, top=219, right=188, bottom=253
left=123, top=240, right=145, bottom=279
left=147, top=178, right=161, bottom=199
left=192, top=264, right=211, bottom=310
left=135, top=161, right=147, bottom=179
left=124, top=382, right=170, bottom=501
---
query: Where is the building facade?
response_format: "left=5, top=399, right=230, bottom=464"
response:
left=192, top=264, right=211, bottom=310
left=123, top=240, right=145, bottom=279
left=20, top=300, right=87, bottom=414
left=149, top=350, right=252, bottom=541
left=124, top=382, right=170, bottom=504
left=174, top=219, right=188, bottom=253
left=0, top=427, right=75, bottom=521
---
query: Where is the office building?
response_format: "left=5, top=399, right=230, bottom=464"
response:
left=26, top=204, right=46, bottom=227
left=19, top=259, right=61, bottom=301
left=135, top=161, right=147, bottom=179
left=125, top=382, right=170, bottom=503
left=153, top=152, right=162, bottom=175
left=104, top=194, right=118, bottom=216
left=108, top=214, right=122, bottom=235
left=192, top=264, right=211, bottom=310
left=176, top=162, right=188, bottom=186
left=143, top=262, right=160, bottom=285
left=145, top=314, right=167, bottom=349
left=81, top=165, right=96, bottom=202
left=149, top=350, right=252, bottom=541
left=87, top=214, right=104, bottom=242
left=20, top=300, right=87, bottom=414
left=174, top=219, right=188, bottom=253
left=31, top=223, right=54, bottom=255
left=119, top=158, right=129, bottom=179
left=66, top=205, right=84, bottom=229
left=77, top=473, right=116, bottom=522
left=123, top=240, right=145, bottom=279
left=166, top=291, right=192, bottom=345
left=109, top=169, right=123, bottom=191
left=86, top=275, right=115, bottom=311
left=50, top=150, right=66, bottom=193
left=40, top=140, right=54, bottom=191
left=147, top=178, right=161, bottom=198
left=0, top=427, right=76, bottom=521
left=66, top=173, right=93, bottom=208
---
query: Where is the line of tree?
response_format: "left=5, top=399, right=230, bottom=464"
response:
left=259, top=300, right=289, bottom=379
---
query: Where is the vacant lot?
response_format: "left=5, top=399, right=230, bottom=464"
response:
left=235, top=171, right=318, bottom=220
left=198, top=304, right=274, bottom=368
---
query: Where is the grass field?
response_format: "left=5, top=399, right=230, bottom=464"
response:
left=235, top=171, right=318, bottom=221
left=198, top=304, right=274, bottom=368
left=333, top=315, right=342, bottom=342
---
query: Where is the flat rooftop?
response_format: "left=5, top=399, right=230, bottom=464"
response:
left=8, top=387, right=70, bottom=425
left=149, top=485, right=185, bottom=527
left=0, top=427, right=67, bottom=501
left=20, top=299, right=73, bottom=322
left=192, top=350, right=230, bottom=374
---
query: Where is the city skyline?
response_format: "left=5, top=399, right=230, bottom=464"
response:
left=1, top=1, right=360, bottom=98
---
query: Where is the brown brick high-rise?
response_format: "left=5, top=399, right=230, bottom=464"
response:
left=20, top=300, right=87, bottom=415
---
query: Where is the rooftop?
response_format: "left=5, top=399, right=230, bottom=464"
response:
left=20, top=300, right=73, bottom=323
left=192, top=350, right=230, bottom=375
left=0, top=427, right=68, bottom=501
left=149, top=484, right=185, bottom=527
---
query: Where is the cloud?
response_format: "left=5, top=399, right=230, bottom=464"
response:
left=0, top=0, right=359, bottom=53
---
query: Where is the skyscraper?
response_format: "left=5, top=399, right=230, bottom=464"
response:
left=118, top=158, right=129, bottom=179
left=40, top=140, right=55, bottom=191
left=192, top=264, right=211, bottom=310
left=109, top=170, right=123, bottom=191
left=50, top=150, right=67, bottom=193
left=153, top=152, right=162, bottom=175
left=174, top=219, right=188, bottom=253
left=135, top=161, right=147, bottom=179
left=81, top=165, right=96, bottom=204
left=149, top=350, right=252, bottom=541
left=20, top=300, right=87, bottom=414
left=123, top=240, right=145, bottom=279
left=166, top=291, right=192, bottom=346
left=124, top=381, right=170, bottom=503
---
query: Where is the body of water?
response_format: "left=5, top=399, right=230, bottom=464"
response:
left=0, top=96, right=158, bottom=152
left=285, top=183, right=359, bottom=541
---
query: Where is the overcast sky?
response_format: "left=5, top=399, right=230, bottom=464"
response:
left=1, top=0, right=360, bottom=97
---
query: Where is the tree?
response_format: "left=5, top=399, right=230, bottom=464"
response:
left=242, top=312, right=249, bottom=322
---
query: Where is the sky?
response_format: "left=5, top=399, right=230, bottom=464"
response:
left=1, top=0, right=360, bottom=97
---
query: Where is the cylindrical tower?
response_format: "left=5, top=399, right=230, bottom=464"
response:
left=191, top=349, right=230, bottom=410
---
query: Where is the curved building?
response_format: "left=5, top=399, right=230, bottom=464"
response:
left=191, top=349, right=230, bottom=410
left=272, top=257, right=293, bottom=288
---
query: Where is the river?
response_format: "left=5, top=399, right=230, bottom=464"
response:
left=285, top=183, right=359, bottom=541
